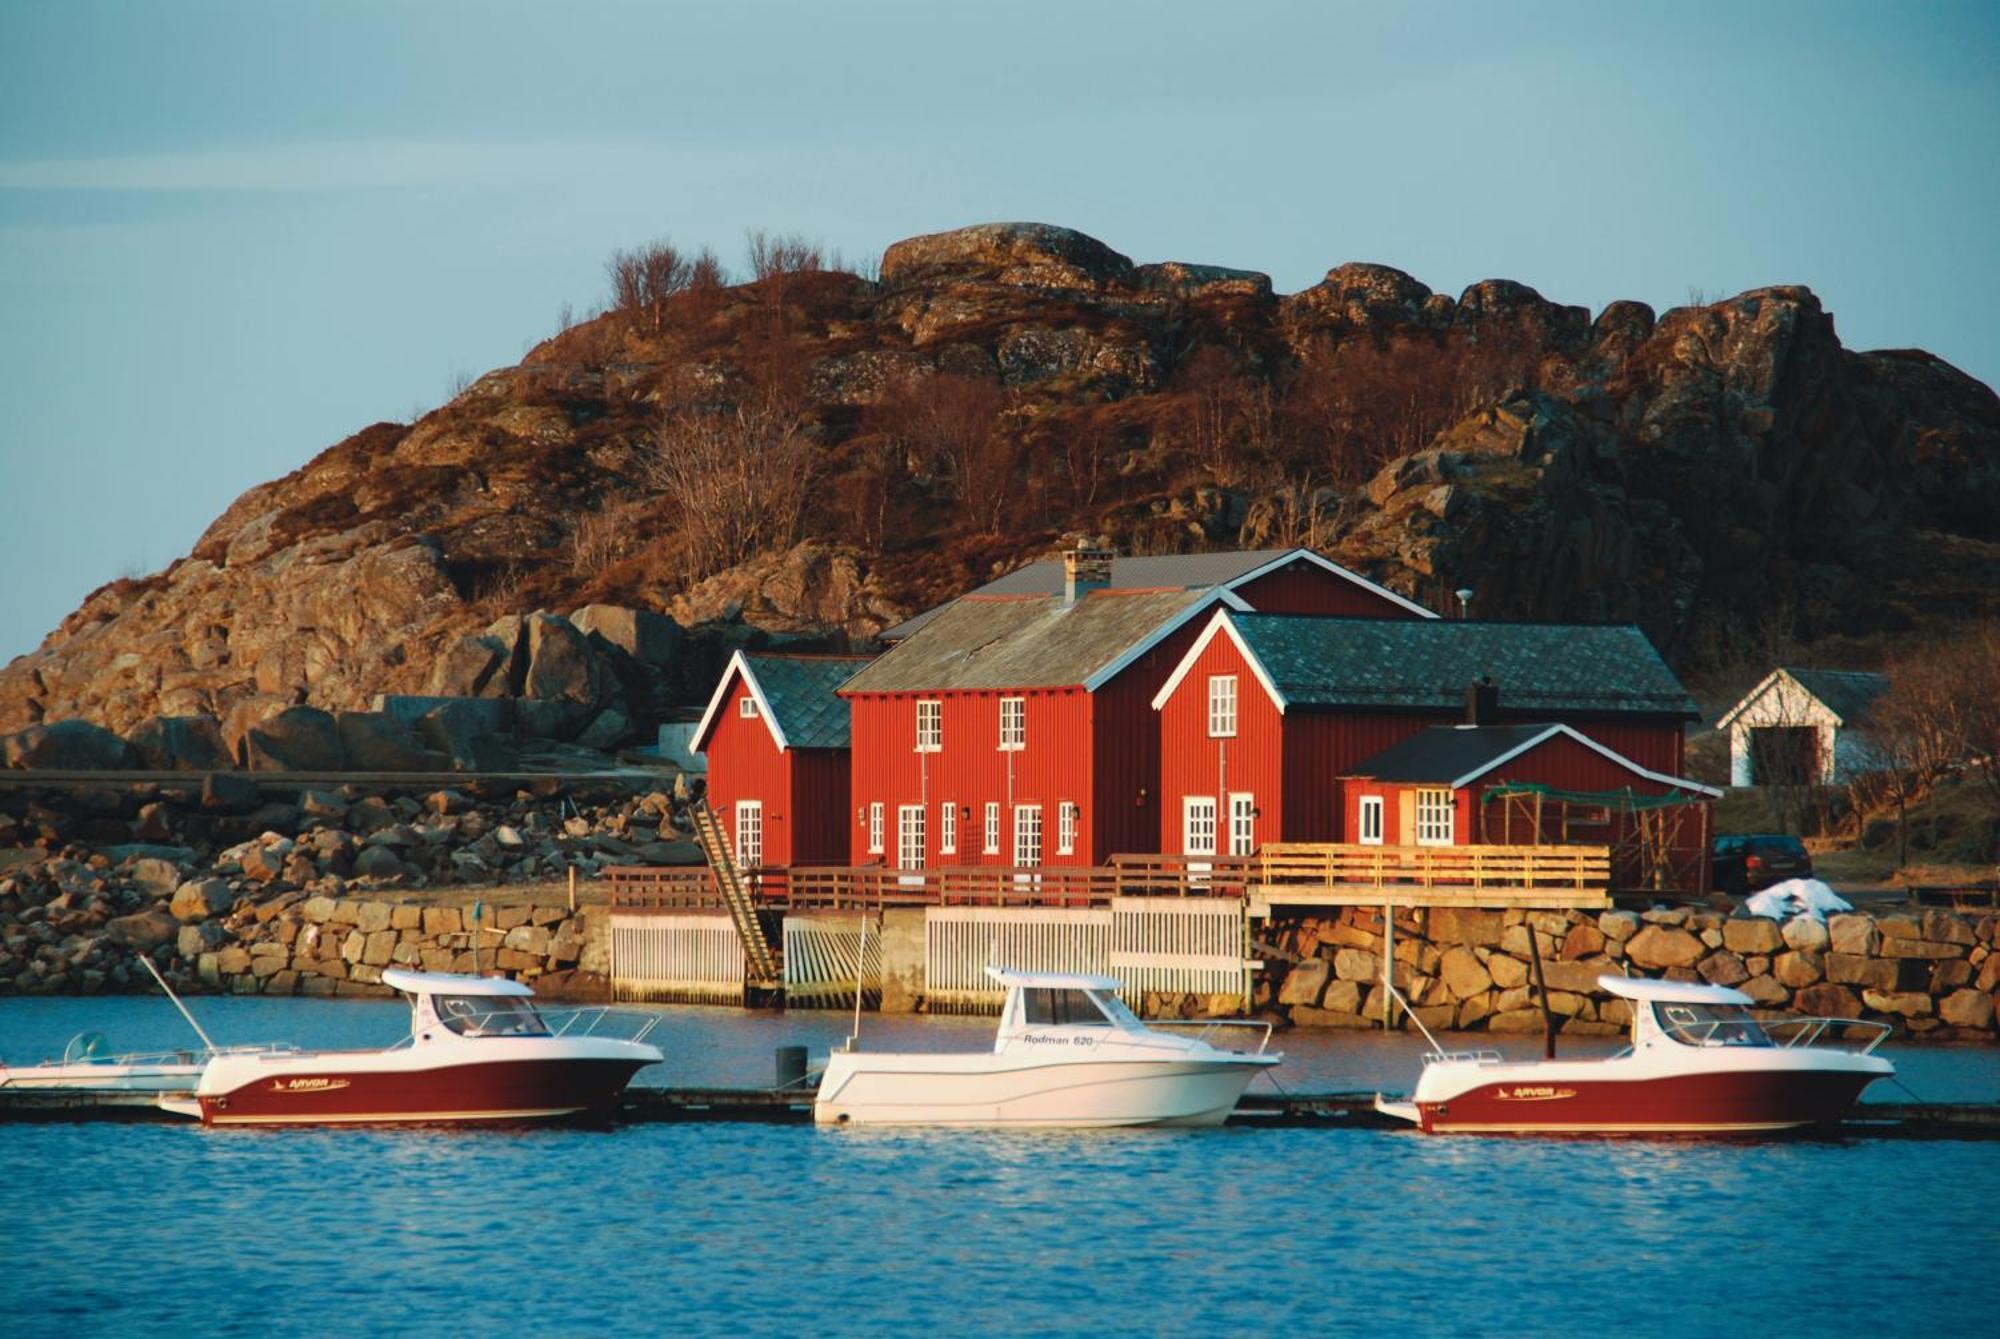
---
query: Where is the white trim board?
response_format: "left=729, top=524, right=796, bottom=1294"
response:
left=1149, top=609, right=1288, bottom=714
left=693, top=650, right=789, bottom=754
left=1223, top=548, right=1437, bottom=620
left=1081, top=589, right=1252, bottom=693
left=1428, top=723, right=1721, bottom=797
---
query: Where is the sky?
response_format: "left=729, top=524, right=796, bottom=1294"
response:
left=1, top=1, right=1996, bottom=665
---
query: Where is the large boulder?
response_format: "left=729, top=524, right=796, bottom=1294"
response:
left=879, top=222, right=1135, bottom=291
left=126, top=714, right=234, bottom=771
left=570, top=605, right=683, bottom=667
left=4, top=719, right=137, bottom=770
left=416, top=702, right=520, bottom=773
left=426, top=632, right=516, bottom=699
left=1624, top=925, right=1705, bottom=971
left=105, top=908, right=180, bottom=949
left=516, top=614, right=606, bottom=740
left=243, top=706, right=346, bottom=772
left=170, top=878, right=237, bottom=922
left=335, top=711, right=449, bottom=772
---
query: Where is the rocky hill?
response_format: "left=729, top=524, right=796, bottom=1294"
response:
left=4, top=221, right=1997, bottom=757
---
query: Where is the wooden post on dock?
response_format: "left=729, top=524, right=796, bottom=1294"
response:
left=1381, top=903, right=1397, bottom=1029
left=568, top=865, right=577, bottom=913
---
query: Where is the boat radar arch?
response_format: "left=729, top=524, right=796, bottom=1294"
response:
left=1597, top=974, right=1753, bottom=1007
left=380, top=968, right=536, bottom=998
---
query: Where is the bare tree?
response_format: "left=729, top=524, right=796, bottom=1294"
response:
left=745, top=229, right=825, bottom=281
left=607, top=240, right=692, bottom=331
left=873, top=372, right=1017, bottom=533
left=644, top=400, right=819, bottom=582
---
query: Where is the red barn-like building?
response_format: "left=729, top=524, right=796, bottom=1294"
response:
left=1341, top=723, right=1720, bottom=890
left=693, top=652, right=874, bottom=868
left=840, top=546, right=1433, bottom=870
left=1151, top=611, right=1703, bottom=862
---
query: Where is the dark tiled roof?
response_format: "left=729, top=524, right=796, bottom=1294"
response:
left=886, top=549, right=1297, bottom=639
left=1346, top=724, right=1570, bottom=783
left=1232, top=615, right=1698, bottom=718
left=1781, top=668, right=1889, bottom=725
left=744, top=655, right=874, bottom=749
left=844, top=588, right=1216, bottom=694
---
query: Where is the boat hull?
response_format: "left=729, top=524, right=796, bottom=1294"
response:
left=197, top=1056, right=651, bottom=1126
left=815, top=1055, right=1273, bottom=1128
left=1414, top=1066, right=1883, bottom=1135
left=1, top=1061, right=205, bottom=1094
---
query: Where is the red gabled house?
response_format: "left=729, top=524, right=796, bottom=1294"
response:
left=1340, top=723, right=1721, bottom=891
left=840, top=546, right=1432, bottom=871
left=1151, top=610, right=1704, bottom=863
left=693, top=652, right=874, bottom=868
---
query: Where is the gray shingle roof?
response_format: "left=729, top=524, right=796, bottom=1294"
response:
left=1346, top=724, right=1575, bottom=783
left=1781, top=668, right=1889, bottom=725
left=743, top=654, right=875, bottom=749
left=1231, top=615, right=1698, bottom=718
left=885, top=549, right=1300, bottom=640
left=844, top=588, right=1218, bottom=694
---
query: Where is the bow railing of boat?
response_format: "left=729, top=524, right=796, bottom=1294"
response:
left=1139, top=1018, right=1278, bottom=1055
left=546, top=1007, right=664, bottom=1045
left=1761, top=1016, right=1894, bottom=1055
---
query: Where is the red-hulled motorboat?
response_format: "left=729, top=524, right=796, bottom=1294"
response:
left=177, top=969, right=663, bottom=1126
left=1376, top=974, right=1894, bottom=1136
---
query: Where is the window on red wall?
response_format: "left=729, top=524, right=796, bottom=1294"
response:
left=983, top=802, right=1000, bottom=855
left=1358, top=795, right=1385, bottom=845
left=1207, top=675, right=1237, bottom=738
left=999, top=697, right=1025, bottom=751
left=940, top=802, right=958, bottom=855
left=1415, top=788, right=1454, bottom=845
left=916, top=700, right=942, bottom=752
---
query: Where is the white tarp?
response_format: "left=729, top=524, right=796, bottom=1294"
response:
left=1743, top=877, right=1853, bottom=922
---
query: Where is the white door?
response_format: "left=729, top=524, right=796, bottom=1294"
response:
left=1012, top=804, right=1043, bottom=887
left=1183, top=796, right=1217, bottom=876
left=897, top=804, right=926, bottom=885
left=734, top=800, right=763, bottom=867
left=1227, top=792, right=1256, bottom=857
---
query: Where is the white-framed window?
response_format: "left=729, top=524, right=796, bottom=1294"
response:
left=1013, top=804, right=1043, bottom=869
left=867, top=801, right=884, bottom=854
left=1182, top=796, right=1217, bottom=858
left=999, top=696, right=1026, bottom=751
left=1057, top=801, right=1078, bottom=855
left=916, top=699, right=942, bottom=752
left=898, top=804, right=927, bottom=870
left=738, top=695, right=758, bottom=718
left=1415, top=788, right=1455, bottom=846
left=1358, top=795, right=1385, bottom=846
left=1207, top=675, right=1237, bottom=738
left=940, top=802, right=958, bottom=855
left=1228, top=792, right=1256, bottom=857
left=734, top=800, right=763, bottom=867
left=983, top=801, right=1001, bottom=855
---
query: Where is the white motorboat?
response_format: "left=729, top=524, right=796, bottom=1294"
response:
left=814, top=966, right=1281, bottom=1128
left=0, top=1031, right=290, bottom=1094
left=1375, top=973, right=1895, bottom=1135
left=176, top=969, right=665, bottom=1126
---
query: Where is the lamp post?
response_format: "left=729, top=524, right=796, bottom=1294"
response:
left=1454, top=587, right=1474, bottom=619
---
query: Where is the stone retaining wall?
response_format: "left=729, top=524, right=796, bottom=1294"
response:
left=1259, top=905, right=1999, bottom=1041
left=174, top=892, right=610, bottom=1000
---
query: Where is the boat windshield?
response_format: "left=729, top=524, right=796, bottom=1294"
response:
left=1653, top=1000, right=1770, bottom=1048
left=1020, top=987, right=1112, bottom=1027
left=435, top=995, right=550, bottom=1038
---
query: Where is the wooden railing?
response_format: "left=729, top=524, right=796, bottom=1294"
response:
left=607, top=843, right=1608, bottom=911
left=1255, top=842, right=1611, bottom=893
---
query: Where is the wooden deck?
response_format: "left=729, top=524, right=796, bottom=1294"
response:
left=607, top=842, right=1616, bottom=914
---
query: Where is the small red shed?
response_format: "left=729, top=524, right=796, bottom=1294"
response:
left=1341, top=723, right=1721, bottom=891
left=693, top=652, right=873, bottom=868
left=1151, top=610, right=1702, bottom=861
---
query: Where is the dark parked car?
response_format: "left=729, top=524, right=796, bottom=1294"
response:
left=1712, top=834, right=1814, bottom=895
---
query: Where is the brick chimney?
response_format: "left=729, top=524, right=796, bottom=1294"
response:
left=1464, top=676, right=1499, bottom=725
left=1063, top=545, right=1115, bottom=606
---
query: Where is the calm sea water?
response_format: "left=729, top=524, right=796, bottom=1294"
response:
left=2, top=998, right=1995, bottom=1338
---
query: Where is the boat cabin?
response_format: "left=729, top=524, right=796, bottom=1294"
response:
left=383, top=968, right=551, bottom=1043
left=989, top=967, right=1143, bottom=1046
left=1602, top=975, right=1769, bottom=1050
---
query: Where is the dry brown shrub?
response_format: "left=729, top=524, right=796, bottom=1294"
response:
left=644, top=400, right=819, bottom=583
left=870, top=372, right=1019, bottom=534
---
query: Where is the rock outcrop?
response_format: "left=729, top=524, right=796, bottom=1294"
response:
left=2, top=222, right=1994, bottom=741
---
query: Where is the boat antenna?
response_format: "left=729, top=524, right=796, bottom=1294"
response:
left=1526, top=922, right=1558, bottom=1060
left=843, top=908, right=871, bottom=1054
left=137, top=954, right=219, bottom=1053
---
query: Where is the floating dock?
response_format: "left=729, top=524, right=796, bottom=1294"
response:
left=3, top=1084, right=1996, bottom=1138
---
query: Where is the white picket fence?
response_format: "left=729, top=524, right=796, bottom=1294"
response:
left=782, top=913, right=882, bottom=1009
left=609, top=911, right=745, bottom=1003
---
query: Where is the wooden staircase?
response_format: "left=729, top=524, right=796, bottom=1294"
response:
left=688, top=798, right=783, bottom=991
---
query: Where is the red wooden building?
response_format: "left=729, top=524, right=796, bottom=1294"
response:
left=1340, top=723, right=1721, bottom=891
left=692, top=652, right=874, bottom=868
left=840, top=546, right=1431, bottom=870
left=1151, top=610, right=1704, bottom=865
